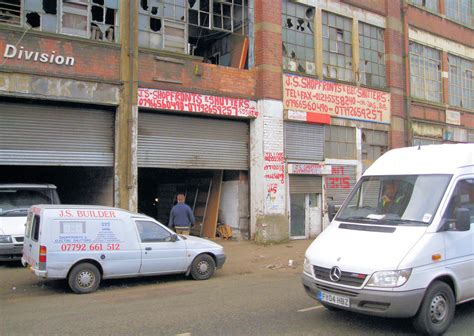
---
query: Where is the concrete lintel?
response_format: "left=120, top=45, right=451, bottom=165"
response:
left=255, top=64, right=282, bottom=74
left=254, top=22, right=282, bottom=34
left=385, top=54, right=403, bottom=64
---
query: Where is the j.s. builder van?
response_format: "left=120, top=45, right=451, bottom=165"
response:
left=302, top=144, right=473, bottom=335
left=21, top=205, right=226, bottom=294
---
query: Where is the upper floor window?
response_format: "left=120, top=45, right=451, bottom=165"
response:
left=325, top=125, right=356, bottom=159
left=410, top=0, right=439, bottom=12
left=282, top=0, right=315, bottom=75
left=409, top=42, right=442, bottom=103
left=0, top=0, right=119, bottom=42
left=445, top=0, right=472, bottom=26
left=359, top=22, right=386, bottom=88
left=322, top=11, right=353, bottom=82
left=449, top=54, right=474, bottom=109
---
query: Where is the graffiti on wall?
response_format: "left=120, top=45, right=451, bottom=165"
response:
left=264, top=151, right=285, bottom=212
left=327, top=166, right=351, bottom=190
left=283, top=74, right=390, bottom=124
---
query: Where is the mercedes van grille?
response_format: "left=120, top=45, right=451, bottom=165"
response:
left=314, top=266, right=367, bottom=287
left=315, top=283, right=359, bottom=297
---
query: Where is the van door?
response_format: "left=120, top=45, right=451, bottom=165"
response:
left=23, top=211, right=41, bottom=268
left=442, top=178, right=474, bottom=301
left=135, top=220, right=187, bottom=274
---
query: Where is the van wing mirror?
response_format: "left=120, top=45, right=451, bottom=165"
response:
left=328, top=204, right=336, bottom=222
left=454, top=208, right=471, bottom=231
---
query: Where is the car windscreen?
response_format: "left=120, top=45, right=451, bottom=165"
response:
left=336, top=175, right=451, bottom=226
left=0, top=188, right=55, bottom=216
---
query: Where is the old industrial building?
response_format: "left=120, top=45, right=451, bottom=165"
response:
left=0, top=0, right=472, bottom=242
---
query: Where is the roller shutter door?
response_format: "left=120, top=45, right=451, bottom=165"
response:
left=138, top=112, right=249, bottom=170
left=285, top=122, right=324, bottom=161
left=326, top=164, right=357, bottom=206
left=0, top=103, right=114, bottom=166
left=289, top=175, right=322, bottom=194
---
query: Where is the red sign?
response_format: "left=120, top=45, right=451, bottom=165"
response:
left=138, top=88, right=258, bottom=118
left=283, top=74, right=390, bottom=124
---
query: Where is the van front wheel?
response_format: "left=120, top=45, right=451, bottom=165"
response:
left=412, top=281, right=455, bottom=335
left=68, top=263, right=101, bottom=294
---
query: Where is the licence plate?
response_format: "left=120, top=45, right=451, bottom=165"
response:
left=319, top=291, right=350, bottom=308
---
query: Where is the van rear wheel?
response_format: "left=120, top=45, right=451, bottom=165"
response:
left=412, top=281, right=455, bottom=335
left=68, top=263, right=101, bottom=294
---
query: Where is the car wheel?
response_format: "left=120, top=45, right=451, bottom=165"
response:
left=68, top=263, right=101, bottom=294
left=190, top=254, right=216, bottom=280
left=412, top=281, right=455, bottom=335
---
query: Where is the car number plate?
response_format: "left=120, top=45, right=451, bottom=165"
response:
left=319, top=291, right=350, bottom=308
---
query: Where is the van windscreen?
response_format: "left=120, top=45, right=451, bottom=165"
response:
left=0, top=188, right=55, bottom=216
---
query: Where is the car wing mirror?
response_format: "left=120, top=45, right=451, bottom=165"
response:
left=170, top=234, right=178, bottom=242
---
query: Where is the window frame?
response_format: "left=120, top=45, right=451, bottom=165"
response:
left=135, top=220, right=174, bottom=243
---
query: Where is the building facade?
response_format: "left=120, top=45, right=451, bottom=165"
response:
left=0, top=0, right=472, bottom=243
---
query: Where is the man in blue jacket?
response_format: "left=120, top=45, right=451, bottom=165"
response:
left=168, top=194, right=195, bottom=235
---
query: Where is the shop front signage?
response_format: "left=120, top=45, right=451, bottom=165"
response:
left=288, top=163, right=332, bottom=175
left=138, top=88, right=258, bottom=118
left=283, top=74, right=391, bottom=124
left=2, top=44, right=75, bottom=66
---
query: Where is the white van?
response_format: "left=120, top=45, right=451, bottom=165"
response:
left=21, top=205, right=226, bottom=294
left=302, top=144, right=473, bottom=335
left=0, top=184, right=60, bottom=261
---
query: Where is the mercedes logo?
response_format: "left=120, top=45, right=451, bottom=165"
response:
left=329, top=266, right=342, bottom=282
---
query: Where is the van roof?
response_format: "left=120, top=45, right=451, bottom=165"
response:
left=33, top=204, right=151, bottom=219
left=364, top=144, right=474, bottom=176
left=0, top=183, right=57, bottom=189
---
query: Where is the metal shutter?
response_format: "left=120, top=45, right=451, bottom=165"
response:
left=285, top=122, right=324, bottom=161
left=0, top=103, right=114, bottom=166
left=138, top=112, right=249, bottom=170
left=326, top=164, right=357, bottom=206
left=289, top=175, right=322, bottom=194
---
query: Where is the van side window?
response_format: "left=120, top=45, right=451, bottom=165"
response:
left=135, top=220, right=172, bottom=242
left=444, top=179, right=474, bottom=227
left=31, top=215, right=41, bottom=242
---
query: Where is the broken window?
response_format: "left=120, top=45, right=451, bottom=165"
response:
left=409, top=42, right=442, bottom=102
left=322, top=11, right=353, bottom=82
left=449, top=54, right=474, bottom=109
left=410, top=0, right=439, bottom=12
left=281, top=0, right=315, bottom=75
left=359, top=22, right=386, bottom=88
left=445, top=0, right=472, bottom=26
left=0, top=0, right=21, bottom=26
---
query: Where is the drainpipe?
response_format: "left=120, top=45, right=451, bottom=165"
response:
left=402, top=1, right=412, bottom=147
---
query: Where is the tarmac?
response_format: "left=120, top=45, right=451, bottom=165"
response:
left=211, top=238, right=313, bottom=276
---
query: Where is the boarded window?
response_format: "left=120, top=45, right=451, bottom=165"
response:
left=322, top=11, right=353, bottom=82
left=362, top=129, right=388, bottom=162
left=359, top=22, right=386, bottom=88
left=449, top=54, right=474, bottom=109
left=445, top=0, right=472, bottom=26
left=410, top=0, right=439, bottom=12
left=281, top=0, right=315, bottom=75
left=324, top=125, right=356, bottom=159
left=409, top=42, right=442, bottom=103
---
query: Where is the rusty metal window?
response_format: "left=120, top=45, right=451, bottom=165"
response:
left=324, top=125, right=356, bottom=159
left=409, top=42, right=442, bottom=102
left=359, top=22, right=385, bottom=88
left=445, top=0, right=472, bottom=26
left=410, top=0, right=439, bottom=12
left=281, top=0, right=315, bottom=75
left=449, top=54, right=474, bottom=109
left=188, top=0, right=246, bottom=33
left=322, top=11, right=353, bottom=82
left=0, top=0, right=21, bottom=26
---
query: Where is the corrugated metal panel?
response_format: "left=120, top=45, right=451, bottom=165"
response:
left=138, top=112, right=249, bottom=170
left=326, top=164, right=357, bottom=206
left=289, top=175, right=322, bottom=194
left=285, top=122, right=324, bottom=161
left=0, top=103, right=114, bottom=166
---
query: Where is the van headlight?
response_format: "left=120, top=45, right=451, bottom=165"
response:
left=303, top=257, right=312, bottom=275
left=0, top=235, right=13, bottom=243
left=366, top=269, right=412, bottom=288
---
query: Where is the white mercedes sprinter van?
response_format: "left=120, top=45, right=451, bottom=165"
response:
left=0, top=184, right=60, bottom=261
left=22, top=205, right=226, bottom=294
left=302, top=144, right=473, bottom=335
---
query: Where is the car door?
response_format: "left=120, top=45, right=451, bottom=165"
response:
left=442, top=177, right=474, bottom=302
left=135, top=220, right=187, bottom=275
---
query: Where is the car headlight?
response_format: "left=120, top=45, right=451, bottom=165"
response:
left=303, top=257, right=312, bottom=275
left=0, top=235, right=13, bottom=243
left=366, top=269, right=412, bottom=288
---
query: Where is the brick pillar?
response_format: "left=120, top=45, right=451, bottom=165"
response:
left=250, top=0, right=288, bottom=243
left=385, top=0, right=408, bottom=148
